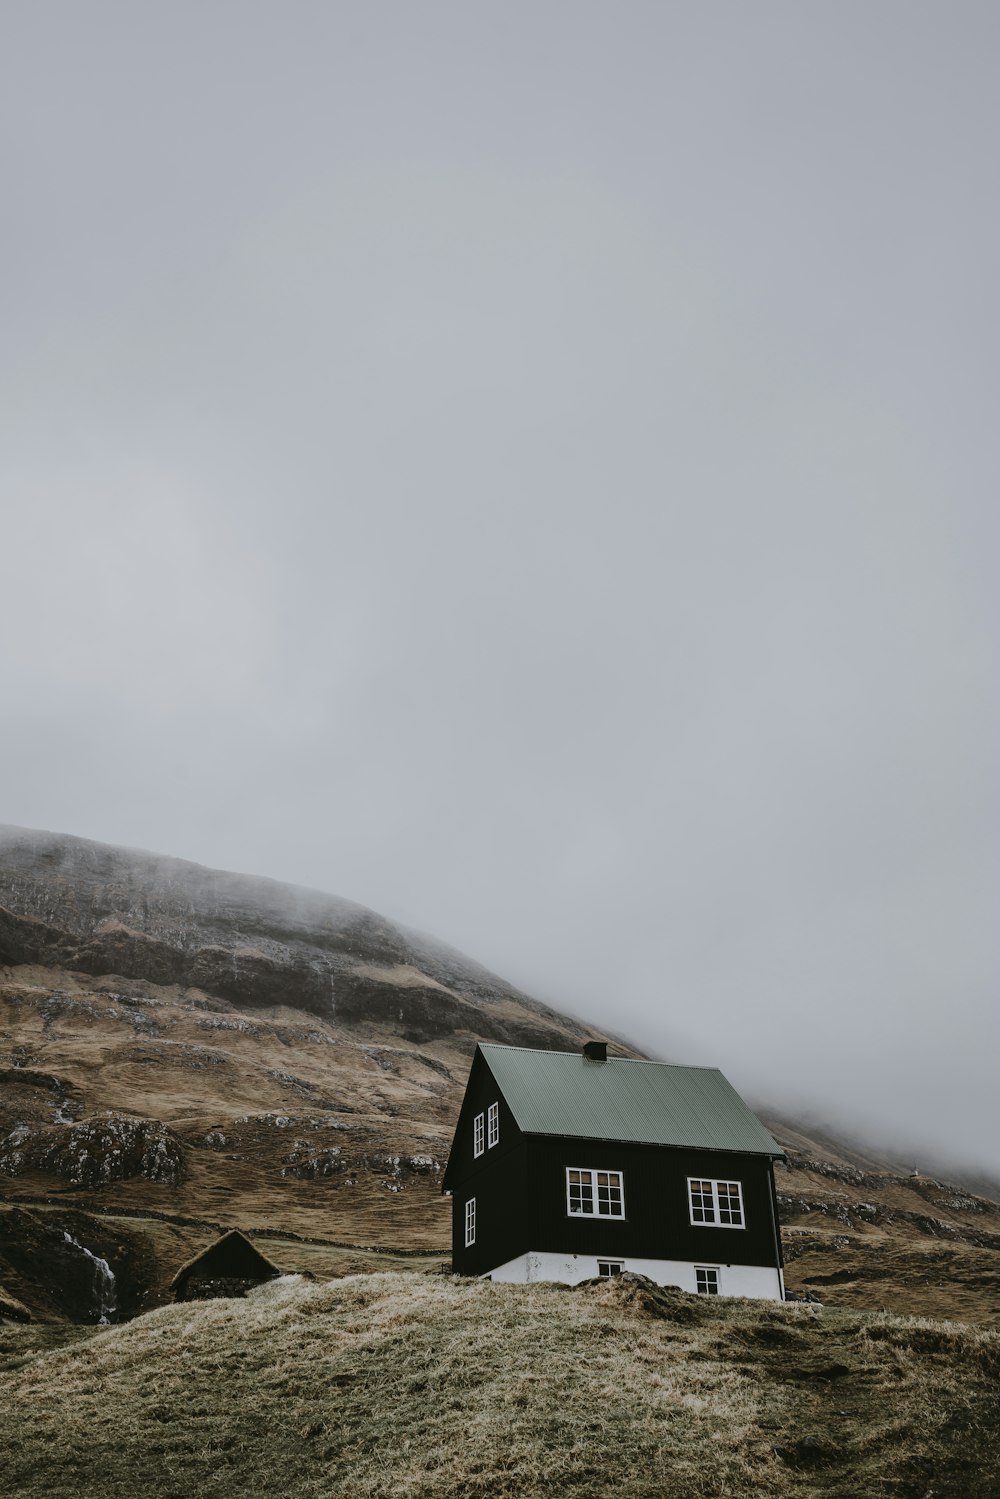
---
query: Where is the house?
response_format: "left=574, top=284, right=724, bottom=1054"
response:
left=169, top=1229, right=282, bottom=1301
left=442, top=1041, right=786, bottom=1300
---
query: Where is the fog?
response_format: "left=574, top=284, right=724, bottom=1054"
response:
left=2, top=4, right=997, bottom=1174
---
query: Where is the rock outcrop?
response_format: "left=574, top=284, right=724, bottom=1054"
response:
left=0, top=1115, right=184, bottom=1190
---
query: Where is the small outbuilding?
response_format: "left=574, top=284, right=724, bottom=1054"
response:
left=170, top=1230, right=282, bottom=1301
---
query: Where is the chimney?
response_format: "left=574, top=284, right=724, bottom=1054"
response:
left=583, top=1040, right=608, bottom=1063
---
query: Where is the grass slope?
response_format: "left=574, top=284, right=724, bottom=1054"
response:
left=1, top=1273, right=998, bottom=1499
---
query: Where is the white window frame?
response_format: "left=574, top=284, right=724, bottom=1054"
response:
left=695, top=1266, right=720, bottom=1295
left=487, top=1101, right=499, bottom=1149
left=597, top=1259, right=624, bottom=1278
left=473, top=1112, right=485, bottom=1158
left=687, top=1177, right=745, bottom=1229
left=565, top=1167, right=625, bottom=1219
left=465, top=1197, right=476, bottom=1247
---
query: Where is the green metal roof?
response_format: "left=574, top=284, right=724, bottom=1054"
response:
left=479, top=1044, right=783, bottom=1157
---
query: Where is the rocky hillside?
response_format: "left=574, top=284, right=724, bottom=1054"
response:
left=1, top=825, right=998, bottom=1328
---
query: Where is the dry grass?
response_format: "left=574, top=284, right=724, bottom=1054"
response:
left=782, top=1224, right=1000, bottom=1324
left=0, top=965, right=458, bottom=1248
left=1, top=1272, right=999, bottom=1499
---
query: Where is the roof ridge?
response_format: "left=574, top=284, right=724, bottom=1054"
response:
left=477, top=1041, right=722, bottom=1074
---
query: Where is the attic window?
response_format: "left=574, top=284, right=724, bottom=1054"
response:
left=567, top=1168, right=625, bottom=1219
left=695, top=1266, right=720, bottom=1295
left=487, top=1101, right=499, bottom=1149
left=473, top=1112, right=485, bottom=1158
left=688, top=1177, right=745, bottom=1228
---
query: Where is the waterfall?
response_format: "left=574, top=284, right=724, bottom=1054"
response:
left=63, top=1232, right=118, bottom=1324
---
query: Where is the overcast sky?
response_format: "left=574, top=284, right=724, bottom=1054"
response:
left=2, top=3, right=998, bottom=1175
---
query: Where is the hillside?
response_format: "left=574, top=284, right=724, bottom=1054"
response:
left=1, top=825, right=998, bottom=1326
left=0, top=825, right=588, bottom=1048
left=2, top=1271, right=999, bottom=1499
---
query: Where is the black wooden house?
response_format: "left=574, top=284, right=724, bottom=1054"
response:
left=442, top=1041, right=786, bottom=1299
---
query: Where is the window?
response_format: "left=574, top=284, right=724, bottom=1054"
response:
left=487, top=1101, right=499, bottom=1148
left=695, top=1266, right=720, bottom=1295
left=465, top=1197, right=476, bottom=1247
left=688, top=1177, right=745, bottom=1228
left=598, top=1260, right=624, bottom=1278
left=473, top=1112, right=485, bottom=1158
left=566, top=1168, right=625, bottom=1218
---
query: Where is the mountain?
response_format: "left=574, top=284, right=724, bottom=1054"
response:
left=1, top=825, right=998, bottom=1328
left=0, top=825, right=592, bottom=1047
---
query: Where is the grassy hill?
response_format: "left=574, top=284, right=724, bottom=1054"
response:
left=1, top=1271, right=998, bottom=1499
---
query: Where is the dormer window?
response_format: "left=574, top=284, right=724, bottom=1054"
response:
left=473, top=1112, right=485, bottom=1158
left=567, top=1167, right=625, bottom=1218
left=487, top=1101, right=499, bottom=1148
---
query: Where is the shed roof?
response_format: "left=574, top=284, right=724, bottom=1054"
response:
left=169, top=1230, right=282, bottom=1291
left=478, top=1044, right=783, bottom=1157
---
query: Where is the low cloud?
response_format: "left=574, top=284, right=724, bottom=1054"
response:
left=2, top=4, right=997, bottom=1175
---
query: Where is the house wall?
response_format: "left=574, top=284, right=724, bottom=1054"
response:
left=442, top=1049, right=523, bottom=1192
left=525, top=1136, right=781, bottom=1270
left=451, top=1139, right=530, bottom=1276
left=176, top=1275, right=272, bottom=1302
left=446, top=1049, right=533, bottom=1275
left=488, top=1252, right=784, bottom=1300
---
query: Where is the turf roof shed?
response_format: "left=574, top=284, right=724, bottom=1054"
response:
left=170, top=1230, right=282, bottom=1301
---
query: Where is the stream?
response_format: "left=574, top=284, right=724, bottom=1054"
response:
left=63, top=1232, right=118, bottom=1324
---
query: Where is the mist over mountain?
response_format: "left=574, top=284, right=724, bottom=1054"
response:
left=0, top=823, right=986, bottom=1185
left=4, top=2, right=998, bottom=1215
left=0, top=825, right=587, bottom=1051
left=1, top=826, right=998, bottom=1330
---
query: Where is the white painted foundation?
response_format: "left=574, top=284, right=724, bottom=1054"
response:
left=487, top=1251, right=784, bottom=1301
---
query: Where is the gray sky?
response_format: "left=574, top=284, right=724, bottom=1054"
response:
left=2, top=3, right=998, bottom=1174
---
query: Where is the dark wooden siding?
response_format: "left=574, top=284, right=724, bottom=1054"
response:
left=445, top=1048, right=529, bottom=1272
left=525, top=1137, right=780, bottom=1268
left=443, top=1049, right=524, bottom=1194
left=451, top=1139, right=530, bottom=1276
